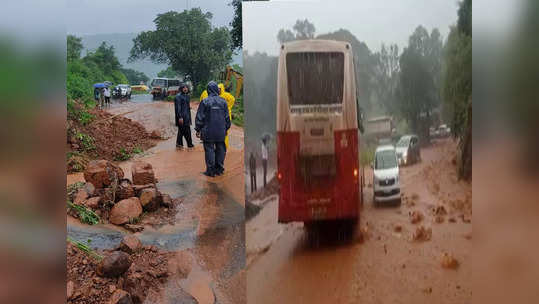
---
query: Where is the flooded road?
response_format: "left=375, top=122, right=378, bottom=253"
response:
left=246, top=139, right=472, bottom=304
left=67, top=98, right=245, bottom=304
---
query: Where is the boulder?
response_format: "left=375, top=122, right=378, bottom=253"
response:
left=161, top=194, right=173, bottom=208
left=119, top=235, right=142, bottom=254
left=108, top=289, right=133, bottom=304
left=84, top=182, right=96, bottom=196
left=409, top=210, right=423, bottom=224
left=150, top=130, right=162, bottom=139
left=109, top=198, right=142, bottom=225
left=139, top=188, right=160, bottom=212
left=124, top=224, right=144, bottom=233
left=97, top=251, right=132, bottom=278
left=84, top=160, right=124, bottom=189
left=131, top=161, right=155, bottom=185
left=440, top=252, right=459, bottom=269
left=67, top=280, right=75, bottom=300
left=117, top=179, right=135, bottom=201
left=84, top=196, right=102, bottom=209
left=74, top=188, right=89, bottom=205
left=412, top=226, right=432, bottom=241
left=132, top=184, right=155, bottom=196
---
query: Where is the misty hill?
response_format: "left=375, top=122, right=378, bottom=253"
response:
left=81, top=33, right=242, bottom=80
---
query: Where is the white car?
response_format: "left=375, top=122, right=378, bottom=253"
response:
left=373, top=145, right=401, bottom=206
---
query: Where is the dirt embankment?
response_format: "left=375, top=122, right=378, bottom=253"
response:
left=66, top=242, right=175, bottom=304
left=67, top=101, right=156, bottom=173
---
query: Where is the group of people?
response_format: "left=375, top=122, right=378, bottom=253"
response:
left=174, top=81, right=235, bottom=177
left=93, top=86, right=111, bottom=107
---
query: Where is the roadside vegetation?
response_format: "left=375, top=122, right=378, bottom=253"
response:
left=66, top=35, right=155, bottom=173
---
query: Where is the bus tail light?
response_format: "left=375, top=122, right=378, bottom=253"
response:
left=278, top=172, right=283, bottom=180
left=353, top=168, right=358, bottom=178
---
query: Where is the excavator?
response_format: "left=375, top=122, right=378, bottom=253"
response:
left=219, top=65, right=243, bottom=99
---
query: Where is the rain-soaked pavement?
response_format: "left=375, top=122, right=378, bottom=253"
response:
left=67, top=96, right=245, bottom=304
left=246, top=139, right=472, bottom=304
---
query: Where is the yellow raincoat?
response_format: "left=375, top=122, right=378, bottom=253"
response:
left=200, top=83, right=235, bottom=148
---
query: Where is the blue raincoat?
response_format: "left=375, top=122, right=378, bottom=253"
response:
left=195, top=81, right=231, bottom=142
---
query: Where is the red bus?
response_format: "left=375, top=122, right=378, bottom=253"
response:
left=276, top=40, right=363, bottom=227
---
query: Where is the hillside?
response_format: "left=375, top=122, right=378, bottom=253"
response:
left=80, top=33, right=242, bottom=80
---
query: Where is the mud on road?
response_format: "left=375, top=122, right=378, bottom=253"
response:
left=67, top=99, right=245, bottom=304
left=246, top=138, right=471, bottom=304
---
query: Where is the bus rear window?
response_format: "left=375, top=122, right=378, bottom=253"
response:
left=151, top=79, right=166, bottom=87
left=286, top=52, right=344, bottom=106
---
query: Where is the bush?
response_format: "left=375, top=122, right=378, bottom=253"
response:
left=232, top=96, right=243, bottom=126
left=76, top=132, right=96, bottom=151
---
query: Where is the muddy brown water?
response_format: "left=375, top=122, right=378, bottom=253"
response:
left=247, top=139, right=472, bottom=304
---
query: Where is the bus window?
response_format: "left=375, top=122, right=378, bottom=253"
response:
left=286, top=52, right=344, bottom=106
left=151, top=79, right=167, bottom=87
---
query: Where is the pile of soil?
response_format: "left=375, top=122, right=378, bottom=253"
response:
left=67, top=101, right=156, bottom=173
left=66, top=242, right=174, bottom=304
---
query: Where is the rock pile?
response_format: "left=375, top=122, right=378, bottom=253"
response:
left=68, top=160, right=174, bottom=230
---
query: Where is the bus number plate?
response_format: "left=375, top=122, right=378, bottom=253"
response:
left=311, top=206, right=327, bottom=219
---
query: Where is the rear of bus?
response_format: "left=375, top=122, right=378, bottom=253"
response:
left=276, top=40, right=362, bottom=224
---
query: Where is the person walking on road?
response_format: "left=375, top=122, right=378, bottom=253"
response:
left=261, top=138, right=269, bottom=187
left=249, top=152, right=257, bottom=193
left=195, top=81, right=230, bottom=177
left=174, top=84, right=194, bottom=149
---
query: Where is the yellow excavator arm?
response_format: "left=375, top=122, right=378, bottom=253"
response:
left=220, top=66, right=243, bottom=99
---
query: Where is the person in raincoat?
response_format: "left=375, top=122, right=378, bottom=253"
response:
left=195, top=81, right=230, bottom=177
left=199, top=83, right=235, bottom=148
left=174, top=84, right=194, bottom=149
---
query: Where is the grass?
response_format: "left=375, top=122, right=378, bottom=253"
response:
left=76, top=132, right=96, bottom=151
left=114, top=146, right=144, bottom=161
left=114, top=148, right=131, bottom=161
left=67, top=237, right=103, bottom=262
left=67, top=181, right=85, bottom=197
left=67, top=201, right=101, bottom=225
left=231, top=96, right=244, bottom=127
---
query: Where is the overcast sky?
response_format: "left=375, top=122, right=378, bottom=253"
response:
left=66, top=0, right=234, bottom=35
left=244, top=0, right=462, bottom=55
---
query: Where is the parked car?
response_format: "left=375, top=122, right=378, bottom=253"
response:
left=113, top=84, right=131, bottom=99
left=396, top=135, right=421, bottom=166
left=438, top=124, right=451, bottom=137
left=372, top=145, right=401, bottom=206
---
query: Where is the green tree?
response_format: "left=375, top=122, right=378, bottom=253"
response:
left=129, top=9, right=232, bottom=87
left=121, top=68, right=149, bottom=85
left=396, top=26, right=442, bottom=141
left=317, top=29, right=378, bottom=112
left=83, top=42, right=123, bottom=80
left=230, top=0, right=242, bottom=50
left=67, top=35, right=83, bottom=62
left=157, top=66, right=179, bottom=78
left=442, top=0, right=472, bottom=180
left=374, top=43, right=400, bottom=115
left=277, top=19, right=316, bottom=44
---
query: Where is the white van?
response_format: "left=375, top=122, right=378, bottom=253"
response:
left=373, top=145, right=401, bottom=206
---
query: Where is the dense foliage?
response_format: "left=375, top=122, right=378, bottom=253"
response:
left=121, top=67, right=149, bottom=85
left=67, top=36, right=129, bottom=102
left=129, top=9, right=232, bottom=88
